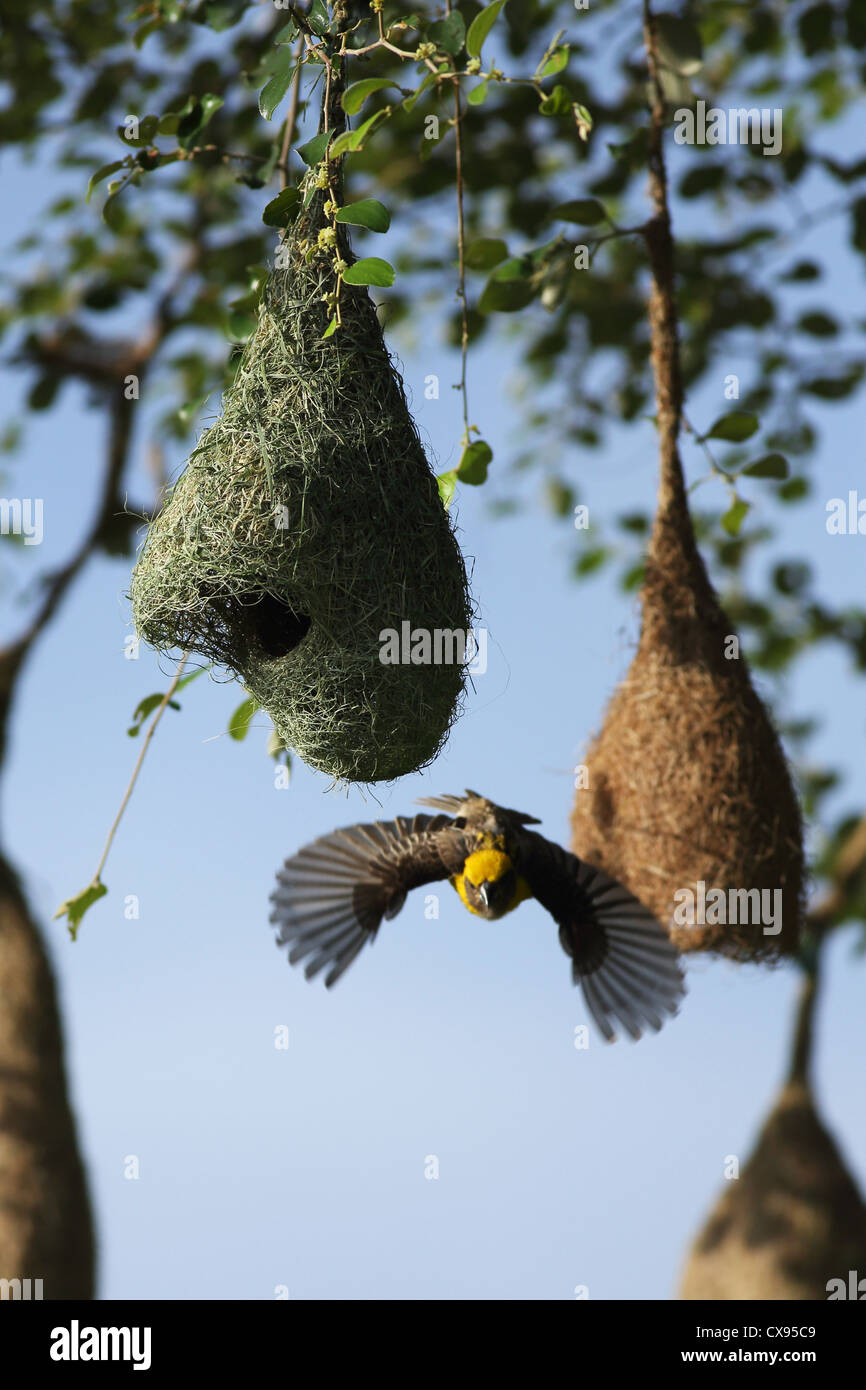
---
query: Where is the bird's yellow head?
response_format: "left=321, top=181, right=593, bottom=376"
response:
left=452, top=845, right=530, bottom=920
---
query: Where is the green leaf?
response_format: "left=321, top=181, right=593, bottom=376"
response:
left=467, top=79, right=490, bottom=106
left=259, top=47, right=297, bottom=121
left=575, top=546, right=608, bottom=577
left=102, top=191, right=126, bottom=230
left=797, top=311, right=838, bottom=337
left=438, top=469, right=458, bottom=507
left=479, top=257, right=535, bottom=312
left=342, top=78, right=399, bottom=115
left=402, top=72, right=439, bottom=113
left=54, top=881, right=108, bottom=941
left=466, top=0, right=506, bottom=58
left=778, top=477, right=809, bottom=502
left=479, top=280, right=534, bottom=311
left=334, top=198, right=391, bottom=233
left=329, top=108, right=390, bottom=158
left=262, top=187, right=301, bottom=227
left=177, top=93, right=223, bottom=148
left=429, top=11, right=466, bottom=55
left=28, top=375, right=60, bottom=411
left=607, top=128, right=648, bottom=168
left=742, top=453, right=789, bottom=479
left=129, top=692, right=164, bottom=731
left=552, top=198, right=607, bottom=226
left=655, top=14, right=703, bottom=75
left=539, top=84, right=573, bottom=117
left=86, top=161, right=125, bottom=202
left=457, top=440, right=493, bottom=485
left=803, top=368, right=864, bottom=399
left=779, top=260, right=820, bottom=282
left=298, top=131, right=331, bottom=166
left=307, top=0, right=330, bottom=35
left=176, top=664, right=210, bottom=692
left=342, top=257, right=395, bottom=287
left=139, top=114, right=160, bottom=144
left=321, top=315, right=337, bottom=340
left=128, top=691, right=182, bottom=735
left=540, top=45, right=569, bottom=78
left=225, top=309, right=256, bottom=340
left=228, top=696, right=259, bottom=741
left=193, top=93, right=223, bottom=126
left=705, top=411, right=759, bottom=443
left=134, top=17, right=163, bottom=47
left=721, top=498, right=750, bottom=536
left=464, top=237, right=508, bottom=270
left=192, top=0, right=248, bottom=31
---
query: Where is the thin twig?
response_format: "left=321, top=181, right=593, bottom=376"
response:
left=453, top=77, right=470, bottom=441
left=808, top=812, right=866, bottom=931
left=786, top=809, right=866, bottom=1082
left=91, top=652, right=189, bottom=886
left=788, top=960, right=821, bottom=1085
left=279, top=35, right=306, bottom=189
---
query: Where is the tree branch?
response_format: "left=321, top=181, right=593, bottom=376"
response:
left=0, top=256, right=194, bottom=771
left=641, top=0, right=688, bottom=520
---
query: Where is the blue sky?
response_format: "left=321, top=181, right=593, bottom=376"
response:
left=2, top=87, right=866, bottom=1299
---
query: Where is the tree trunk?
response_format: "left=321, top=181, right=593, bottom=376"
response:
left=0, top=850, right=94, bottom=1297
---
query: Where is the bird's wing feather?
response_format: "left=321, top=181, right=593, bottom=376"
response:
left=417, top=790, right=541, bottom=826
left=516, top=830, right=685, bottom=1041
left=270, top=814, right=469, bottom=988
left=416, top=791, right=474, bottom=815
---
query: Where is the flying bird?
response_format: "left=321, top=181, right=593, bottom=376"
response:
left=269, top=790, right=685, bottom=1041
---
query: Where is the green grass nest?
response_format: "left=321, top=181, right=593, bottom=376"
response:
left=131, top=190, right=472, bottom=782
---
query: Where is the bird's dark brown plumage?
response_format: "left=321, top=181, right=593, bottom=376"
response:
left=270, top=790, right=685, bottom=1040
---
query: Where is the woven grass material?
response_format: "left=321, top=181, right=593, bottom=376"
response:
left=130, top=186, right=472, bottom=783
left=570, top=462, right=803, bottom=958
left=679, top=1080, right=866, bottom=1300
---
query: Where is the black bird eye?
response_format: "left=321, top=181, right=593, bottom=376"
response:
left=453, top=816, right=466, bottom=828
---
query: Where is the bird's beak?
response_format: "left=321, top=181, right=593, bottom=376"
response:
left=478, top=881, right=491, bottom=908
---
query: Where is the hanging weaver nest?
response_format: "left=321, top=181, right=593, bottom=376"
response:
left=130, top=185, right=472, bottom=783
left=571, top=459, right=804, bottom=959
left=680, top=1079, right=866, bottom=1300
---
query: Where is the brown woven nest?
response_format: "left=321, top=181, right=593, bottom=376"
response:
left=571, top=457, right=804, bottom=958
left=680, top=1078, right=866, bottom=1300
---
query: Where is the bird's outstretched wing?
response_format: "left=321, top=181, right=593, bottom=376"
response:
left=270, top=814, right=469, bottom=988
left=517, top=831, right=685, bottom=1041
left=418, top=789, right=541, bottom=826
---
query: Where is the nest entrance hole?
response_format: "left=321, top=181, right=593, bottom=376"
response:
left=247, top=592, right=311, bottom=659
